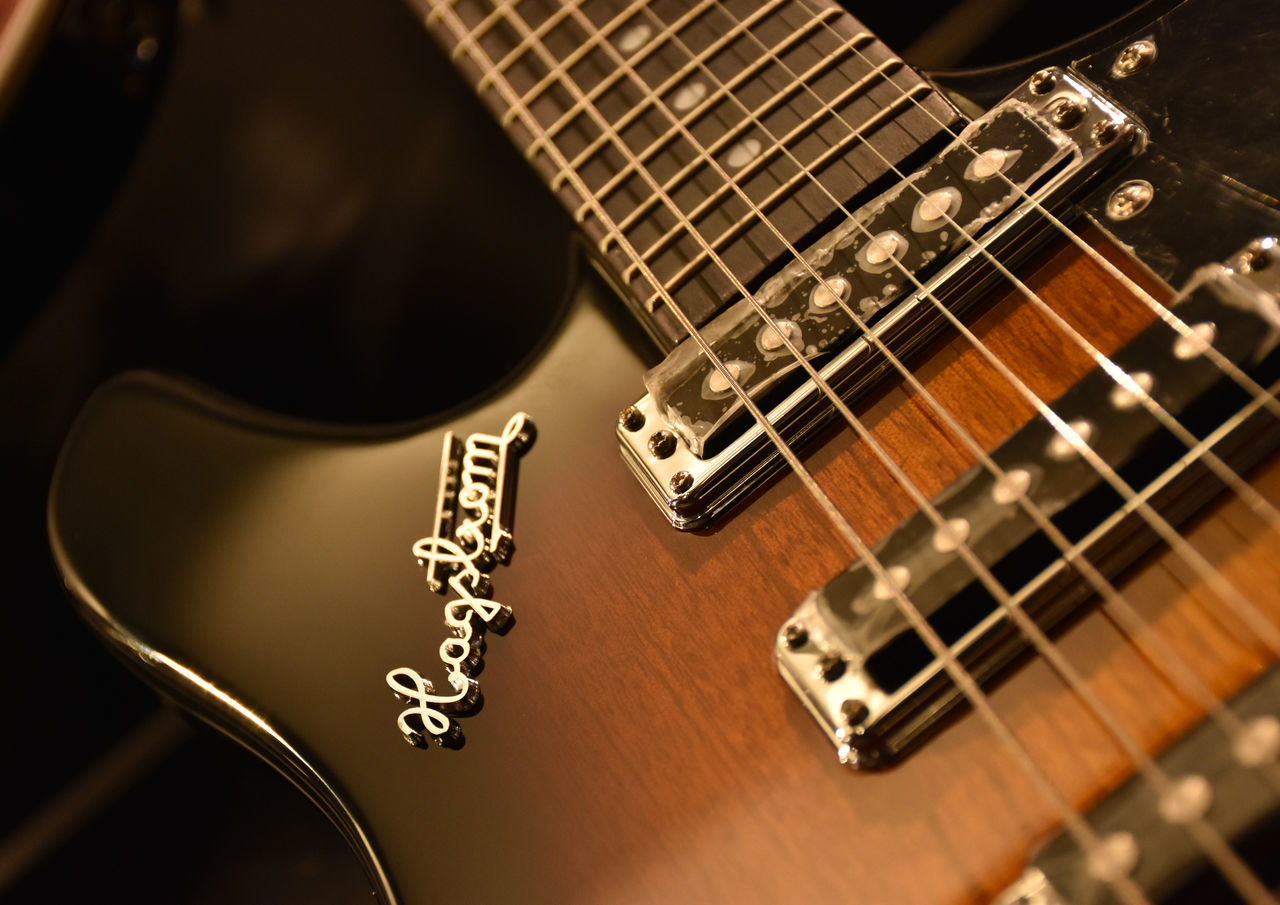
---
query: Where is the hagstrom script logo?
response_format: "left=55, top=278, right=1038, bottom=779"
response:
left=386, top=412, right=535, bottom=749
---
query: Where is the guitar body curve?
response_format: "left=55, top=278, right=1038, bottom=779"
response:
left=50, top=234, right=1280, bottom=903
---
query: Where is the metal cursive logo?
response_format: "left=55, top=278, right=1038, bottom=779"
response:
left=386, top=412, right=535, bottom=749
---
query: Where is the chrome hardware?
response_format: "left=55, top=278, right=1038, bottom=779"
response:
left=1028, top=68, right=1057, bottom=95
left=1111, top=39, right=1157, bottom=78
left=386, top=412, right=535, bottom=749
left=647, top=430, right=677, bottom=459
left=999, top=664, right=1280, bottom=905
left=618, top=405, right=644, bottom=431
left=620, top=68, right=1140, bottom=530
left=991, top=869, right=1066, bottom=905
left=668, top=470, right=694, bottom=495
left=1105, top=179, right=1154, bottom=220
left=777, top=240, right=1280, bottom=770
left=1049, top=97, right=1086, bottom=129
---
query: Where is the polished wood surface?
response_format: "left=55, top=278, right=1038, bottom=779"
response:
left=49, top=231, right=1280, bottom=904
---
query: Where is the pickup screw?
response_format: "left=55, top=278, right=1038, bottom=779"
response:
left=783, top=622, right=809, bottom=649
left=1106, top=180, right=1154, bottom=220
left=1091, top=120, right=1121, bottom=147
left=619, top=405, right=645, bottom=431
left=1028, top=69, right=1056, bottom=95
left=817, top=652, right=846, bottom=682
left=648, top=430, right=677, bottom=459
left=840, top=699, right=870, bottom=727
left=669, top=470, right=694, bottom=495
left=1239, top=241, right=1273, bottom=274
left=1112, top=40, right=1156, bottom=78
left=1050, top=97, right=1085, bottom=129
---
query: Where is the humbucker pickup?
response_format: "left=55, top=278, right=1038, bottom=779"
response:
left=619, top=68, right=1138, bottom=529
left=776, top=237, right=1280, bottom=769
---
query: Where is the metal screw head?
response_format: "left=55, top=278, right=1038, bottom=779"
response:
left=669, top=470, right=694, bottom=495
left=783, top=622, right=809, bottom=649
left=1028, top=69, right=1056, bottom=95
left=1050, top=97, right=1086, bottom=129
left=1090, top=119, right=1121, bottom=147
left=616, top=407, right=645, bottom=432
left=618, top=405, right=645, bottom=432
left=1106, top=180, right=1154, bottom=220
left=1238, top=240, right=1274, bottom=274
left=647, top=430, right=677, bottom=459
left=840, top=699, right=870, bottom=727
left=1112, top=40, right=1156, bottom=78
left=817, top=652, right=846, bottom=682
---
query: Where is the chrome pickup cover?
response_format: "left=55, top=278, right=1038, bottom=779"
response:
left=777, top=238, right=1280, bottom=770
left=620, top=68, right=1138, bottom=530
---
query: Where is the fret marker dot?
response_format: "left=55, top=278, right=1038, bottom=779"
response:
left=931, top=518, right=971, bottom=553
left=1158, top=774, right=1212, bottom=825
left=1087, top=832, right=1139, bottom=881
left=726, top=138, right=762, bottom=169
left=1047, top=419, right=1093, bottom=460
left=1173, top=322, right=1216, bottom=360
left=810, top=276, right=851, bottom=310
left=706, top=361, right=745, bottom=394
left=968, top=148, right=1009, bottom=180
left=872, top=565, right=911, bottom=600
left=992, top=469, right=1031, bottom=504
left=1234, top=715, right=1280, bottom=766
left=917, top=190, right=955, bottom=222
left=864, top=231, right=903, bottom=265
left=759, top=320, right=799, bottom=351
left=1109, top=371, right=1154, bottom=410
left=672, top=81, right=706, bottom=112
left=617, top=23, right=650, bottom=54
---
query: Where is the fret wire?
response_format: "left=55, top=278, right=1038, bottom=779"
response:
left=449, top=0, right=520, bottom=61
left=423, top=7, right=1145, bottom=890
left=474, top=0, right=587, bottom=78
left=607, top=51, right=899, bottom=257
left=450, top=4, right=1158, bottom=898
left=503, top=0, right=721, bottom=132
left=434, top=4, right=1280, bottom=900
left=700, top=0, right=1280, bottom=673
left=628, top=85, right=923, bottom=294
left=562, top=5, right=1280, bottom=897
left=564, top=12, right=853, bottom=206
left=772, top=39, right=1280, bottom=663
left=684, top=1, right=1280, bottom=829
left=685, top=0, right=1280, bottom=843
left=520, top=0, right=784, bottom=146
left=690, top=0, right=1280, bottom=681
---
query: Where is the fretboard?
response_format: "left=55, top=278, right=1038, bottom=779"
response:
left=416, top=0, right=960, bottom=349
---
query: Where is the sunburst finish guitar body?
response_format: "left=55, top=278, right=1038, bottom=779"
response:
left=48, top=0, right=1280, bottom=903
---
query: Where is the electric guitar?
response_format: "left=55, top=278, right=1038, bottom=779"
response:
left=48, top=0, right=1280, bottom=902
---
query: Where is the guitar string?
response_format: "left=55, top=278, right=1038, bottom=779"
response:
left=624, top=0, right=1280, bottom=788
left=421, top=3, right=1156, bottom=903
left=672, top=0, right=1280, bottom=787
left=744, top=0, right=1280, bottom=775
left=433, top=2, right=1278, bottom=899
left=525, top=2, right=1280, bottom=897
left=589, top=0, right=1280, bottom=672
left=611, top=0, right=1280, bottom=799
left=779, top=0, right=1280, bottom=635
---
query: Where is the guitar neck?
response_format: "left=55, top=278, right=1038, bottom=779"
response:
left=415, top=0, right=959, bottom=349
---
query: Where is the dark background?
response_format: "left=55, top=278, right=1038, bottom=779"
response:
left=0, top=0, right=1146, bottom=900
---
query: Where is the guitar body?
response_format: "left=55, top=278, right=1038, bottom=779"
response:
left=50, top=227, right=1280, bottom=902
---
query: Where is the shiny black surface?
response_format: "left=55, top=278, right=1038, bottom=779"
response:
left=50, top=293, right=650, bottom=904
left=7, top=0, right=1147, bottom=899
left=2, top=0, right=570, bottom=896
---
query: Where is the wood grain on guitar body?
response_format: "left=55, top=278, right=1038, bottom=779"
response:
left=47, top=0, right=1280, bottom=903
